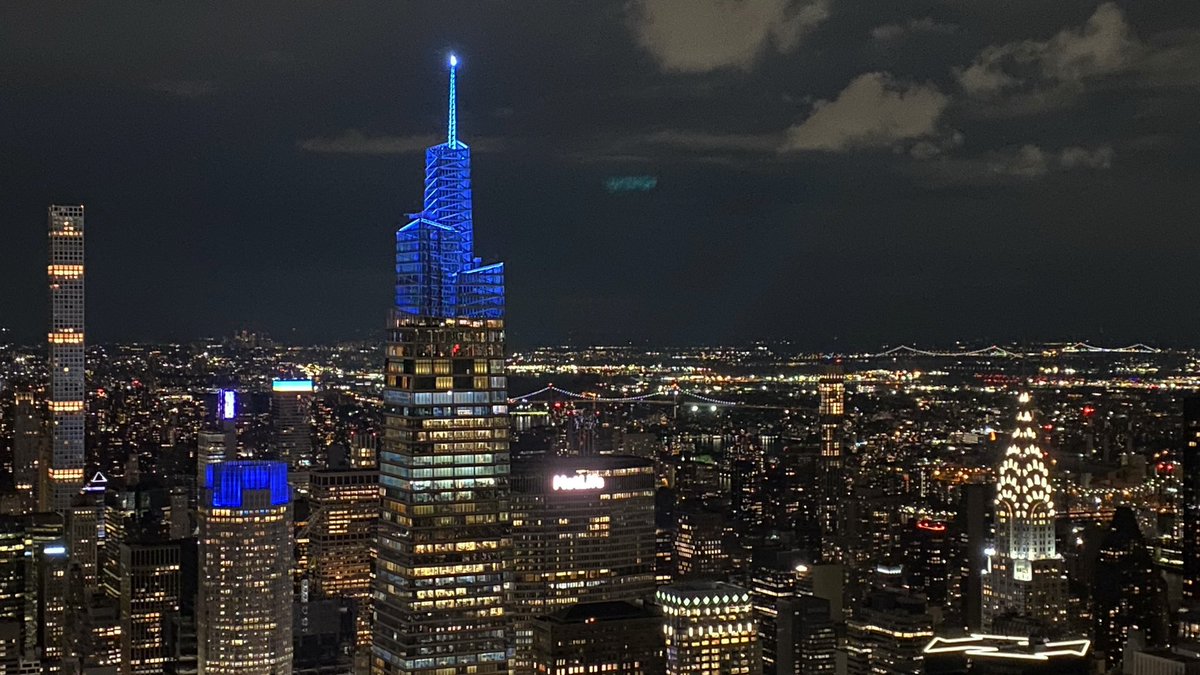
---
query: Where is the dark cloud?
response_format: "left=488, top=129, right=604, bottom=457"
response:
left=299, top=131, right=441, bottom=155
left=871, top=17, right=958, bottom=43
left=0, top=0, right=1198, bottom=348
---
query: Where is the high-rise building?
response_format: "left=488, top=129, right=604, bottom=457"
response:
left=12, top=393, right=42, bottom=508
left=33, top=536, right=69, bottom=672
left=844, top=589, right=932, bottom=675
left=777, top=596, right=836, bottom=675
left=349, top=431, right=378, bottom=470
left=198, top=461, right=293, bottom=675
left=510, top=456, right=656, bottom=668
left=1183, top=396, right=1200, bottom=608
left=119, top=540, right=182, bottom=675
left=657, top=582, right=761, bottom=675
left=750, top=551, right=805, bottom=675
left=46, top=204, right=86, bottom=512
left=981, top=393, right=1067, bottom=631
left=902, top=519, right=955, bottom=624
left=529, top=601, right=664, bottom=675
left=673, top=506, right=732, bottom=580
left=818, top=363, right=845, bottom=561
left=65, top=494, right=103, bottom=596
left=198, top=388, right=237, bottom=490
left=1092, top=507, right=1170, bottom=668
left=957, top=481, right=991, bottom=632
left=272, top=380, right=314, bottom=480
left=308, top=467, right=378, bottom=649
left=372, top=55, right=509, bottom=675
left=197, top=431, right=232, bottom=489
left=0, top=518, right=25, bottom=629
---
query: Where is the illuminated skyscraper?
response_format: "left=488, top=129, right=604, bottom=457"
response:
left=12, top=393, right=42, bottom=507
left=198, top=461, right=293, bottom=675
left=309, top=467, right=378, bottom=649
left=33, top=533, right=69, bottom=672
left=981, top=393, right=1067, bottom=630
left=373, top=55, right=509, bottom=675
left=657, top=582, right=761, bottom=675
left=196, top=431, right=232, bottom=490
left=46, top=205, right=86, bottom=511
left=1183, top=396, right=1200, bottom=607
left=272, top=379, right=314, bottom=478
left=510, top=456, right=656, bottom=668
left=119, top=540, right=182, bottom=675
left=817, top=363, right=844, bottom=560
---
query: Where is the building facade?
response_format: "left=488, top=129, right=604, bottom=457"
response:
left=1183, top=396, right=1200, bottom=608
left=372, top=55, right=509, bottom=675
left=529, top=601, right=664, bottom=675
left=272, top=380, right=315, bottom=481
left=818, top=363, right=845, bottom=561
left=844, top=590, right=933, bottom=675
left=657, top=582, right=761, bottom=675
left=510, top=456, right=656, bottom=667
left=120, top=541, right=181, bottom=675
left=12, top=393, right=42, bottom=507
left=46, top=205, right=86, bottom=511
left=981, top=393, right=1067, bottom=630
left=198, top=462, right=293, bottom=675
left=308, top=467, right=378, bottom=649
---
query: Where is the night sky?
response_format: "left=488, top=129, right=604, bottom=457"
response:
left=2, top=1, right=1199, bottom=349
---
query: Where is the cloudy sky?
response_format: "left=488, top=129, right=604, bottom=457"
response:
left=1, top=1, right=1198, bottom=348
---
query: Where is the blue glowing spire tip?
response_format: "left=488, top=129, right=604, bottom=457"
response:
left=447, top=54, right=458, bottom=146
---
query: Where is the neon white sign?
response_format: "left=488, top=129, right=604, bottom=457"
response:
left=552, top=474, right=605, bottom=491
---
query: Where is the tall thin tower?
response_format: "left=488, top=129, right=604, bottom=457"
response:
left=46, top=205, right=86, bottom=511
left=818, top=362, right=845, bottom=560
left=373, top=55, right=509, bottom=675
left=981, top=392, right=1067, bottom=629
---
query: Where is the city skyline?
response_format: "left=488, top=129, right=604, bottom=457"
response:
left=2, top=6, right=1199, bottom=675
left=2, top=2, right=1200, bottom=347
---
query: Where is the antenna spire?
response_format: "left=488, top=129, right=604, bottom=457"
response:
left=448, top=54, right=458, bottom=146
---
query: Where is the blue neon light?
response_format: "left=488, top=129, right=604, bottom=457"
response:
left=208, top=461, right=290, bottom=509
left=448, top=54, right=458, bottom=146
left=395, top=55, right=505, bottom=320
left=272, top=379, right=313, bottom=393
left=43, top=545, right=66, bottom=556
left=219, top=389, right=237, bottom=419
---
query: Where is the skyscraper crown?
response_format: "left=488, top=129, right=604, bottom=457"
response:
left=995, top=392, right=1057, bottom=560
left=393, top=55, right=505, bottom=320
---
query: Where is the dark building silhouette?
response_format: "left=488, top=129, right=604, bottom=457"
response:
left=1183, top=397, right=1200, bottom=607
left=529, top=601, right=663, bottom=675
left=1092, top=507, right=1170, bottom=668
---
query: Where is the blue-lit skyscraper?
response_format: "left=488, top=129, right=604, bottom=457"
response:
left=373, top=56, right=510, bottom=675
left=198, top=462, right=293, bottom=675
left=393, top=54, right=504, bottom=320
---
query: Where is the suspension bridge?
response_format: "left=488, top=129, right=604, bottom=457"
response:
left=507, top=384, right=793, bottom=410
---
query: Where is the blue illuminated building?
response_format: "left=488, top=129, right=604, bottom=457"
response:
left=205, top=461, right=290, bottom=509
left=375, top=55, right=511, bottom=675
left=394, top=54, right=504, bottom=319
left=198, top=460, right=294, bottom=672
